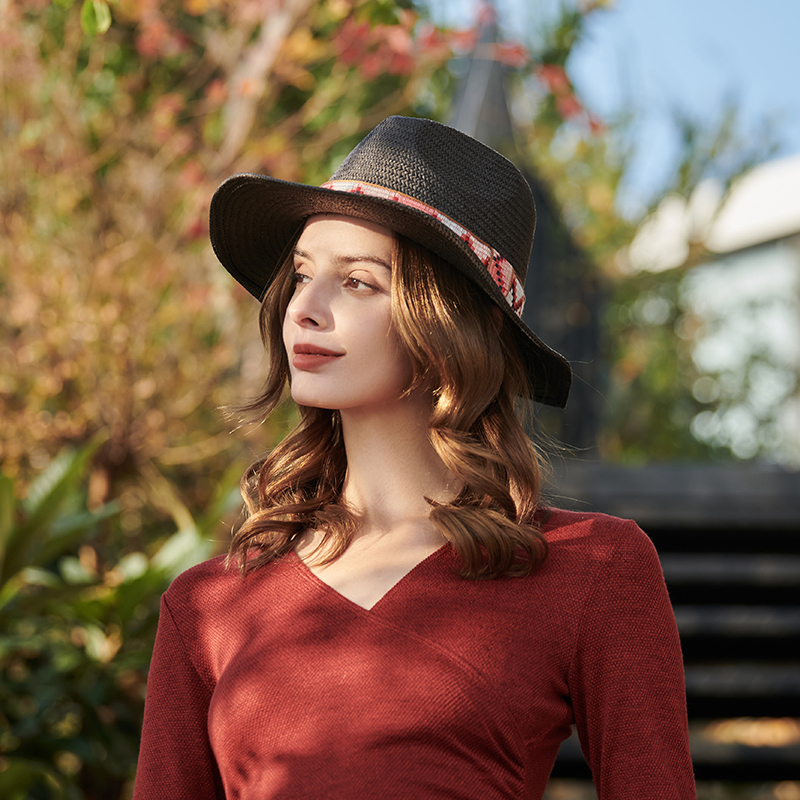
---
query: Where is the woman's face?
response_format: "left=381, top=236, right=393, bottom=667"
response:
left=282, top=215, right=412, bottom=413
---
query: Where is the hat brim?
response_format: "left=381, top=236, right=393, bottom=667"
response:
left=209, top=173, right=572, bottom=408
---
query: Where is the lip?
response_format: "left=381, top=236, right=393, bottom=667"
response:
left=293, top=344, right=343, bottom=356
left=291, top=343, right=344, bottom=370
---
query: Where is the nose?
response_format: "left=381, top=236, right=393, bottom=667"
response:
left=285, top=277, right=333, bottom=330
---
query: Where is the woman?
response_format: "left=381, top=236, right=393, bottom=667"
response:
left=134, top=116, right=695, bottom=799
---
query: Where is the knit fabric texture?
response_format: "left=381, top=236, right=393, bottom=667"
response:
left=133, top=509, right=696, bottom=799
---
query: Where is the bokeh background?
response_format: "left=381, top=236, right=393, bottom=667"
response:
left=1, top=0, right=798, bottom=797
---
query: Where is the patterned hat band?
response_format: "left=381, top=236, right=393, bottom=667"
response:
left=321, top=180, right=526, bottom=317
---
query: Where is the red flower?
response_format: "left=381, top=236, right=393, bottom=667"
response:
left=495, top=41, right=529, bottom=69
left=588, top=114, right=606, bottom=135
left=184, top=218, right=206, bottom=241
left=449, top=27, right=479, bottom=53
left=387, top=49, right=415, bottom=76
left=417, top=25, right=451, bottom=60
left=381, top=25, right=414, bottom=75
left=136, top=16, right=170, bottom=59
left=179, top=161, right=205, bottom=189
left=333, top=17, right=371, bottom=67
left=556, top=93, right=583, bottom=119
left=536, top=63, right=571, bottom=95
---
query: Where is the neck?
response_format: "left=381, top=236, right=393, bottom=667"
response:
left=338, top=392, right=457, bottom=536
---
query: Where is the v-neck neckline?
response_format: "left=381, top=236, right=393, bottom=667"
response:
left=289, top=543, right=450, bottom=614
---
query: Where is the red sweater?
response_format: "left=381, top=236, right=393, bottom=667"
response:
left=133, top=509, right=695, bottom=799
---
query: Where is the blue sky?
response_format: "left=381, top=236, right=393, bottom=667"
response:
left=430, top=0, right=800, bottom=214
left=567, top=0, right=800, bottom=212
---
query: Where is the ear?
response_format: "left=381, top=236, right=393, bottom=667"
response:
left=491, top=305, right=504, bottom=335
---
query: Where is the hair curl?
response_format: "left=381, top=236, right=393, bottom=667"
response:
left=229, top=232, right=548, bottom=579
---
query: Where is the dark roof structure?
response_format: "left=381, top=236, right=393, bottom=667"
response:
left=447, top=13, right=604, bottom=451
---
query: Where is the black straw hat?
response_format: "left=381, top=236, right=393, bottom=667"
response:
left=209, top=116, right=572, bottom=407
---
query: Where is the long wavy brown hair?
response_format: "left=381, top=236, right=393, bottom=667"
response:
left=229, top=231, right=549, bottom=579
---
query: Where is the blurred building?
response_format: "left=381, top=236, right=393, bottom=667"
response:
left=627, top=155, right=800, bottom=466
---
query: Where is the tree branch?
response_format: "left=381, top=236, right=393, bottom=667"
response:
left=211, top=0, right=315, bottom=175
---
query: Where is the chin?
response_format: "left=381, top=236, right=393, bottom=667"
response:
left=290, top=387, right=350, bottom=411
left=291, top=391, right=336, bottom=410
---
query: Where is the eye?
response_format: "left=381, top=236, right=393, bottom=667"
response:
left=345, top=272, right=383, bottom=292
left=292, top=270, right=310, bottom=285
left=346, top=276, right=369, bottom=289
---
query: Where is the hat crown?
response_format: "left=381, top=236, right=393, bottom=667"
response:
left=329, top=117, right=535, bottom=281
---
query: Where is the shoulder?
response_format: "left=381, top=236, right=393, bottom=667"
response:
left=163, top=554, right=244, bottom=617
left=542, top=507, right=654, bottom=552
left=537, top=507, right=661, bottom=584
left=166, top=553, right=231, bottom=591
left=537, top=510, right=676, bottom=653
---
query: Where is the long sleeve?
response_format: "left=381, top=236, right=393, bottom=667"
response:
left=133, top=594, right=224, bottom=799
left=568, top=520, right=696, bottom=799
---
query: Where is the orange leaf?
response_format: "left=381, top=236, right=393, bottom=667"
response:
left=183, top=0, right=210, bottom=15
left=204, top=79, right=227, bottom=106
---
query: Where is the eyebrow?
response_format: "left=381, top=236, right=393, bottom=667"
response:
left=292, top=247, right=392, bottom=272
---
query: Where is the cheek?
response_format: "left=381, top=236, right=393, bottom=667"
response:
left=384, top=328, right=414, bottom=389
left=392, top=329, right=411, bottom=369
left=385, top=306, right=412, bottom=377
left=351, top=312, right=408, bottom=383
left=281, top=305, right=293, bottom=351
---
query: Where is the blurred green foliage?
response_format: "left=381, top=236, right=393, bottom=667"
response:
left=0, top=436, right=243, bottom=798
